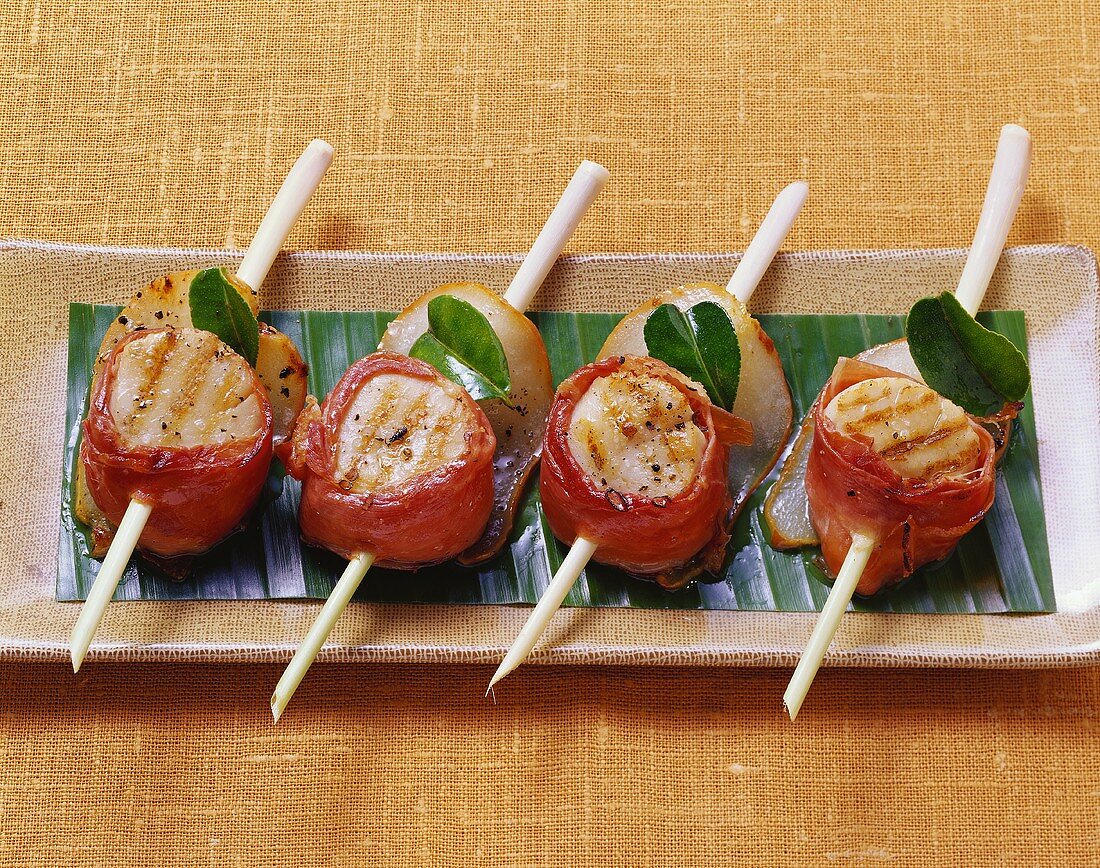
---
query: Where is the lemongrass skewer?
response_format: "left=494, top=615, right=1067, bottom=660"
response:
left=955, top=123, right=1031, bottom=316
left=270, top=161, right=608, bottom=720
left=782, top=124, right=1031, bottom=720
left=69, top=139, right=334, bottom=673
left=726, top=181, right=809, bottom=304
left=270, top=552, right=375, bottom=722
left=487, top=537, right=598, bottom=691
left=488, top=182, right=806, bottom=691
left=503, top=160, right=609, bottom=312
left=782, top=531, right=874, bottom=719
left=69, top=500, right=152, bottom=672
left=236, top=139, right=336, bottom=291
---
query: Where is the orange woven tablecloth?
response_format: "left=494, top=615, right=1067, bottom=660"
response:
left=1, top=2, right=1098, bottom=865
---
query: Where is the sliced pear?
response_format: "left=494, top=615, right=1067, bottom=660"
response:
left=763, top=415, right=818, bottom=549
left=255, top=324, right=308, bottom=446
left=92, top=269, right=257, bottom=386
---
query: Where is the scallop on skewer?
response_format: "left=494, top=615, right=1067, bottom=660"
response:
left=270, top=161, right=609, bottom=721
left=70, top=139, right=333, bottom=672
left=488, top=181, right=807, bottom=690
left=782, top=124, right=1032, bottom=719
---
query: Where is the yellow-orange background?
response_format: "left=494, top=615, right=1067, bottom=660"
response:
left=1, top=1, right=1098, bottom=865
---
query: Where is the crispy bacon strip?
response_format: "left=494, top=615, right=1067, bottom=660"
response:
left=286, top=352, right=497, bottom=568
left=81, top=328, right=274, bottom=559
left=539, top=355, right=751, bottom=590
left=806, top=358, right=999, bottom=596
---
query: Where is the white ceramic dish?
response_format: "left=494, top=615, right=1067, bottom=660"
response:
left=6, top=240, right=1098, bottom=666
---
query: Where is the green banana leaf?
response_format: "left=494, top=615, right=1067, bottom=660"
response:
left=58, top=304, right=1054, bottom=614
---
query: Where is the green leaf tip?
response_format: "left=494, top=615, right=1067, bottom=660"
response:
left=409, top=294, right=511, bottom=403
left=188, top=268, right=260, bottom=367
left=642, top=301, right=741, bottom=410
left=905, top=290, right=1031, bottom=417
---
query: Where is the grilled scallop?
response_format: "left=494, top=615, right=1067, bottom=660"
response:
left=332, top=372, right=485, bottom=494
left=804, top=358, right=998, bottom=594
left=567, top=368, right=706, bottom=499
left=80, top=327, right=274, bottom=559
left=379, top=282, right=553, bottom=563
left=287, top=352, right=497, bottom=567
left=539, top=355, right=747, bottom=588
left=598, top=282, right=793, bottom=523
left=823, top=376, right=981, bottom=481
left=107, top=328, right=265, bottom=448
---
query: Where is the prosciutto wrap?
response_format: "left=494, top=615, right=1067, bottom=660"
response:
left=806, top=358, right=998, bottom=596
left=81, top=328, right=275, bottom=559
left=539, top=355, right=751, bottom=590
left=287, top=352, right=497, bottom=568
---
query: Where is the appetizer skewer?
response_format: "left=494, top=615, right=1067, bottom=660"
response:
left=488, top=181, right=808, bottom=689
left=381, top=160, right=611, bottom=565
left=783, top=124, right=1032, bottom=719
left=70, top=139, right=334, bottom=672
left=270, top=161, right=609, bottom=722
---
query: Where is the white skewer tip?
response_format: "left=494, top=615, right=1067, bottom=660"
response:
left=726, top=180, right=808, bottom=305
left=502, top=161, right=609, bottom=313
left=69, top=499, right=153, bottom=672
left=236, top=138, right=335, bottom=293
left=270, top=550, right=375, bottom=724
left=488, top=535, right=599, bottom=691
left=783, top=531, right=875, bottom=720
left=954, top=124, right=1031, bottom=316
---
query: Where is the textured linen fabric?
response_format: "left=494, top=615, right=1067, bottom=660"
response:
left=0, top=1, right=1099, bottom=866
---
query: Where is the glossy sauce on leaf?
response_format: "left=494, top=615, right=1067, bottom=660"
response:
left=379, top=282, right=553, bottom=564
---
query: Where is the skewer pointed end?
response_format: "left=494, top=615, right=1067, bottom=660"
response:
left=270, top=692, right=284, bottom=725
left=70, top=645, right=84, bottom=674
left=486, top=663, right=509, bottom=696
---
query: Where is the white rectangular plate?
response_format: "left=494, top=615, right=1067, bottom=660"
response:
left=6, top=239, right=1098, bottom=667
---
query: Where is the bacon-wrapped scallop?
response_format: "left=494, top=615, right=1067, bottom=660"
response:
left=286, top=352, right=497, bottom=568
left=80, top=326, right=275, bottom=559
left=805, top=357, right=1000, bottom=596
left=539, top=354, right=752, bottom=589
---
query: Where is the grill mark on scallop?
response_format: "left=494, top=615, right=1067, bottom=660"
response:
left=840, top=389, right=938, bottom=434
left=335, top=372, right=477, bottom=494
left=824, top=376, right=981, bottom=482
left=109, top=329, right=263, bottom=448
left=123, top=329, right=174, bottom=431
left=568, top=370, right=706, bottom=498
left=160, top=335, right=220, bottom=436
